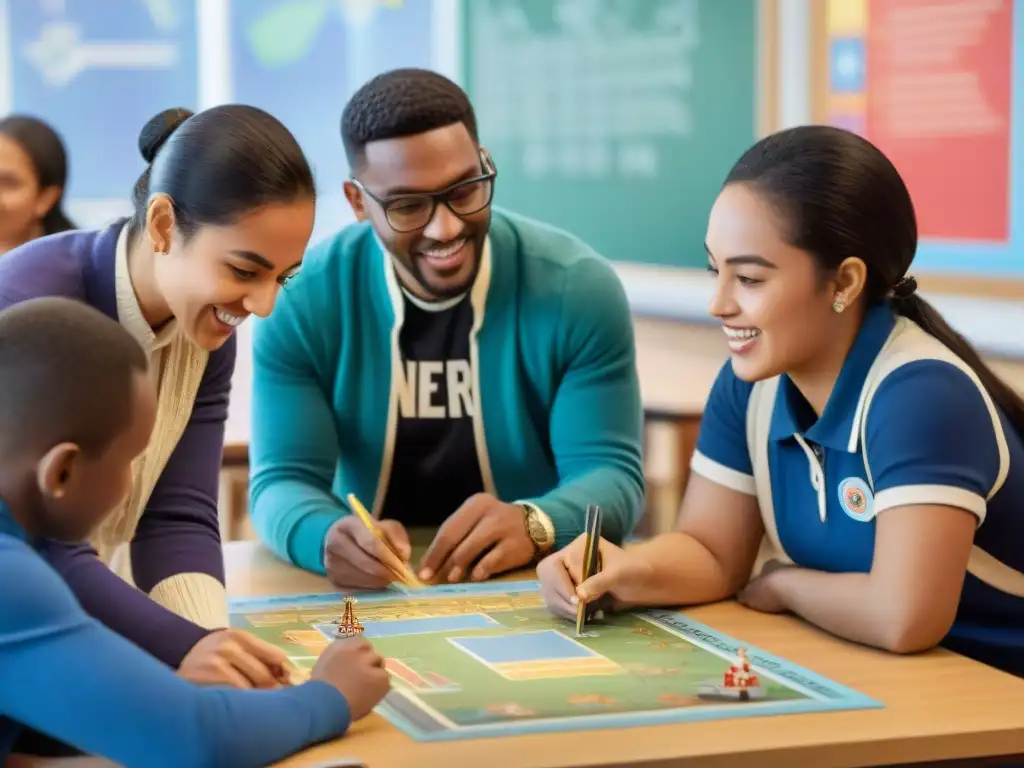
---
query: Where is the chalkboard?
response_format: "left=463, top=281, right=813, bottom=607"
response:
left=461, top=0, right=758, bottom=268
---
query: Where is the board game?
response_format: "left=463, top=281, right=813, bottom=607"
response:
left=229, top=581, right=881, bottom=741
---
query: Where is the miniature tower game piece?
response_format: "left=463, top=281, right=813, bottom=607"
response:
left=334, top=595, right=365, bottom=638
left=698, top=646, right=765, bottom=701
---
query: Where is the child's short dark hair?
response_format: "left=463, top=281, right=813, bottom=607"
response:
left=0, top=297, right=149, bottom=458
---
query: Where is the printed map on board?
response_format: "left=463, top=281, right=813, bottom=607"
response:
left=229, top=581, right=880, bottom=741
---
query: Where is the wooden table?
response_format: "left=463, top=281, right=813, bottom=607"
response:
left=224, top=541, right=1024, bottom=768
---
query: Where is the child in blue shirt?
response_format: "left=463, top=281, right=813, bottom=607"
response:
left=538, top=125, right=1024, bottom=678
left=0, top=297, right=390, bottom=767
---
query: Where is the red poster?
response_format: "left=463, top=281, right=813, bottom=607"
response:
left=866, top=0, right=1012, bottom=242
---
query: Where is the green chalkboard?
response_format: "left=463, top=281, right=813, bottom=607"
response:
left=461, top=0, right=758, bottom=268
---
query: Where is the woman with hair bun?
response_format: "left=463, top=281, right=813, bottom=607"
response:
left=539, top=124, right=1024, bottom=679
left=0, top=104, right=317, bottom=687
left=0, top=115, right=75, bottom=254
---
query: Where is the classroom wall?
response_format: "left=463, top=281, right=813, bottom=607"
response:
left=0, top=0, right=460, bottom=242
left=222, top=0, right=797, bottom=443
left=0, top=0, right=1018, bottom=452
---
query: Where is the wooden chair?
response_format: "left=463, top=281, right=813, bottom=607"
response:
left=219, top=443, right=251, bottom=541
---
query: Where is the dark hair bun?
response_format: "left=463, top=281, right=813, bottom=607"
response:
left=138, top=107, right=194, bottom=164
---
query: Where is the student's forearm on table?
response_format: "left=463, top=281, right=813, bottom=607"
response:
left=620, top=532, right=740, bottom=608
left=249, top=477, right=343, bottom=574
left=250, top=319, right=347, bottom=575
left=35, top=540, right=210, bottom=666
left=771, top=567, right=933, bottom=653
left=3, top=622, right=351, bottom=768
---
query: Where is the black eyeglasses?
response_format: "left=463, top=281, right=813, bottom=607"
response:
left=351, top=149, right=497, bottom=233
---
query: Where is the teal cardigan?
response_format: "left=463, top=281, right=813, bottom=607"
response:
left=249, top=209, right=645, bottom=574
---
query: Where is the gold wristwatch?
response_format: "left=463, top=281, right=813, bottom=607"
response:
left=520, top=503, right=556, bottom=555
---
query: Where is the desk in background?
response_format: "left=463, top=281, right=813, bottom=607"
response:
left=632, top=318, right=725, bottom=534
left=224, top=541, right=1024, bottom=768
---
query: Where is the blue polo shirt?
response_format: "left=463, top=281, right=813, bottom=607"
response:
left=691, top=303, right=1024, bottom=676
left=0, top=501, right=354, bottom=767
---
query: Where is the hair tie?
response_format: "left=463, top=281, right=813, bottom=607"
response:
left=892, top=275, right=917, bottom=300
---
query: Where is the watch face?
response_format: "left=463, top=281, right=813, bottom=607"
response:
left=526, top=514, right=550, bottom=546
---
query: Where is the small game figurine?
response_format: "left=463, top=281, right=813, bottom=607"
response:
left=334, top=595, right=365, bottom=638
left=722, top=647, right=760, bottom=695
left=697, top=646, right=765, bottom=702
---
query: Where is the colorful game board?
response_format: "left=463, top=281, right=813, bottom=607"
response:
left=229, top=581, right=881, bottom=741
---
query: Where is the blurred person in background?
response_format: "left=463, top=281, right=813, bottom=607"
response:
left=0, top=115, right=75, bottom=255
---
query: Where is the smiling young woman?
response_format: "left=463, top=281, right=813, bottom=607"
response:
left=539, top=124, right=1024, bottom=680
left=0, top=104, right=317, bottom=690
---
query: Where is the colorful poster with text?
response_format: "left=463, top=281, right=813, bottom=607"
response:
left=825, top=0, right=1020, bottom=275
left=866, top=0, right=1012, bottom=243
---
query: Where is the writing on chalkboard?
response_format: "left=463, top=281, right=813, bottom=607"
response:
left=462, top=0, right=756, bottom=268
left=470, top=0, right=700, bottom=181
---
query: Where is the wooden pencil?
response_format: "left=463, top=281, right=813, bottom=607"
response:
left=346, top=493, right=426, bottom=589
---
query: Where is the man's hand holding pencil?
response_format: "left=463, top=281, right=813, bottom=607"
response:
left=323, top=500, right=417, bottom=591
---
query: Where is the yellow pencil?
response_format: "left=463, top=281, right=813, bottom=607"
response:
left=346, top=493, right=426, bottom=589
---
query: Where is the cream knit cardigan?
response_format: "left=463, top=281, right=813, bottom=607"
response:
left=92, top=226, right=228, bottom=630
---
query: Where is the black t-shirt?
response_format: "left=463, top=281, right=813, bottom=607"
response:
left=379, top=292, right=485, bottom=526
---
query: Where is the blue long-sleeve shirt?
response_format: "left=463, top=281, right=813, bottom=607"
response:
left=0, top=510, right=352, bottom=768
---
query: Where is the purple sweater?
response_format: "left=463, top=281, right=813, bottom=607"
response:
left=0, top=221, right=230, bottom=667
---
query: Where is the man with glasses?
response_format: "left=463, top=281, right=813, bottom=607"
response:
left=249, top=68, right=644, bottom=590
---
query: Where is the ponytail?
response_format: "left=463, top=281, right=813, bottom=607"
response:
left=126, top=105, right=314, bottom=243
left=893, top=290, right=1024, bottom=431
left=127, top=107, right=193, bottom=238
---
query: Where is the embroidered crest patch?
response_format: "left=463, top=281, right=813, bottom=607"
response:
left=838, top=477, right=874, bottom=522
